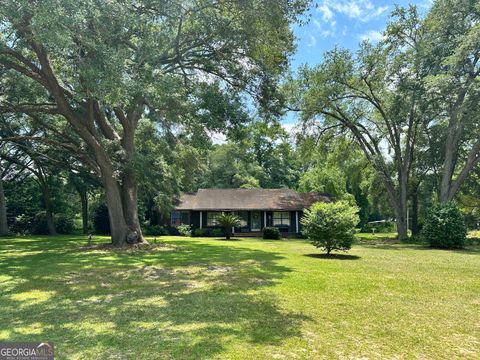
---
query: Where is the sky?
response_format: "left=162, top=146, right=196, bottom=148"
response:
left=281, top=0, right=433, bottom=130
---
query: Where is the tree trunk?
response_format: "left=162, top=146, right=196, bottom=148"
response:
left=40, top=183, right=57, bottom=235
left=384, top=169, right=409, bottom=241
left=225, top=227, right=231, bottom=240
left=122, top=174, right=145, bottom=243
left=0, top=176, right=9, bottom=235
left=102, top=173, right=130, bottom=246
left=399, top=174, right=408, bottom=241
left=411, top=186, right=419, bottom=236
left=98, top=165, right=146, bottom=246
left=381, top=172, right=408, bottom=241
left=80, top=189, right=88, bottom=235
left=394, top=206, right=408, bottom=241
left=439, top=127, right=456, bottom=203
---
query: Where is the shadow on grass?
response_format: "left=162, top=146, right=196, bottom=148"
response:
left=304, top=253, right=361, bottom=261
left=0, top=236, right=309, bottom=358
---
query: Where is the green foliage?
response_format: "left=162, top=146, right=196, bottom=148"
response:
left=10, top=214, right=31, bottom=235
left=31, top=212, right=50, bottom=235
left=295, top=135, right=372, bottom=227
left=210, top=228, right=224, bottom=237
left=177, top=224, right=192, bottom=237
left=144, top=225, right=168, bottom=237
left=204, top=120, right=300, bottom=190
left=93, top=204, right=110, bottom=235
left=302, top=201, right=359, bottom=254
left=262, top=227, right=281, bottom=240
left=299, top=166, right=347, bottom=198
left=55, top=215, right=74, bottom=234
left=193, top=228, right=208, bottom=237
left=216, top=213, right=241, bottom=239
left=422, top=202, right=467, bottom=249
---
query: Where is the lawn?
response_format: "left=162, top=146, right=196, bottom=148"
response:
left=0, top=235, right=479, bottom=359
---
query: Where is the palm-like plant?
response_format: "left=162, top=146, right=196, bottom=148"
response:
left=216, top=212, right=241, bottom=240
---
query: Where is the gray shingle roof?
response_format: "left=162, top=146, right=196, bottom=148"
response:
left=175, top=188, right=332, bottom=211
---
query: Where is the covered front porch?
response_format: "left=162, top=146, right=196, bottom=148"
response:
left=171, top=210, right=303, bottom=235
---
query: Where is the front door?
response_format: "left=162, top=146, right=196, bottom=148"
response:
left=251, top=211, right=261, bottom=231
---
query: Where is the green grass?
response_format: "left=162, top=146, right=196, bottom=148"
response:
left=0, top=235, right=479, bottom=359
left=355, top=231, right=399, bottom=242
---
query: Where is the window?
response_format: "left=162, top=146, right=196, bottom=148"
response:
left=171, top=211, right=190, bottom=227
left=207, top=212, right=221, bottom=226
left=234, top=211, right=248, bottom=227
left=273, top=211, right=290, bottom=226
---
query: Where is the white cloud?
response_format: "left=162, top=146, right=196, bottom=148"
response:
left=318, top=4, right=334, bottom=21
left=307, top=34, right=317, bottom=47
left=321, top=28, right=335, bottom=38
left=310, top=17, right=337, bottom=39
left=359, top=29, right=384, bottom=43
left=320, top=1, right=388, bottom=22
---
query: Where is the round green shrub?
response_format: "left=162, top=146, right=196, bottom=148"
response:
left=422, top=202, right=466, bottom=249
left=192, top=228, right=208, bottom=237
left=177, top=224, right=192, bottom=237
left=301, top=200, right=359, bottom=254
left=262, top=227, right=281, bottom=240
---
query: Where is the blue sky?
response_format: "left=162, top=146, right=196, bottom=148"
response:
left=281, top=0, right=432, bottom=128
left=292, top=0, right=432, bottom=68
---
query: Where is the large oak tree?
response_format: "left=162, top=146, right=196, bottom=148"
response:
left=0, top=0, right=306, bottom=245
left=290, top=7, right=429, bottom=240
left=423, top=0, right=480, bottom=203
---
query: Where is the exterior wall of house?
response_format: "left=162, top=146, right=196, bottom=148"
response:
left=190, top=211, right=200, bottom=228
left=171, top=210, right=303, bottom=234
left=169, top=209, right=306, bottom=236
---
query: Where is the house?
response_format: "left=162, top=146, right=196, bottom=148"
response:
left=171, top=188, right=332, bottom=235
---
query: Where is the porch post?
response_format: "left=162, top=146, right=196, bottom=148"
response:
left=295, top=211, right=299, bottom=233
left=264, top=211, right=267, bottom=228
left=200, top=211, right=203, bottom=228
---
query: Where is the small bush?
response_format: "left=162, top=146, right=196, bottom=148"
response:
left=263, top=227, right=281, bottom=240
left=192, top=228, right=207, bottom=237
left=144, top=225, right=167, bottom=236
left=11, top=214, right=32, bottom=235
left=210, top=228, right=224, bottom=237
left=56, top=215, right=74, bottom=234
left=177, top=224, right=192, bottom=237
left=31, top=212, right=50, bottom=235
left=302, top=200, right=359, bottom=254
left=422, top=202, right=466, bottom=249
left=93, top=204, right=110, bottom=234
